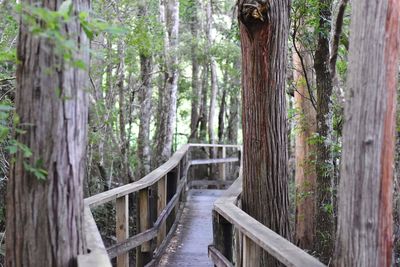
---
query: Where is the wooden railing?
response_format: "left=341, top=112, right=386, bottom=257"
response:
left=77, top=143, right=241, bottom=267
left=209, top=173, right=326, bottom=267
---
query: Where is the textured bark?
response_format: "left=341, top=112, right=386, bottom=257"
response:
left=314, top=0, right=335, bottom=262
left=227, top=59, right=240, bottom=145
left=239, top=0, right=291, bottom=266
left=154, top=0, right=180, bottom=166
left=188, top=0, right=201, bottom=142
left=199, top=66, right=209, bottom=141
left=5, top=0, right=89, bottom=265
left=117, top=41, right=131, bottom=183
left=333, top=0, right=400, bottom=266
left=293, top=47, right=317, bottom=250
left=136, top=3, right=153, bottom=180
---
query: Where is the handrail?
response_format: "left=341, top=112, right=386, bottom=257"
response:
left=210, top=172, right=326, bottom=267
left=79, top=143, right=241, bottom=267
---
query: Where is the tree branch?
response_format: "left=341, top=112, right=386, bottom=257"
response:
left=330, top=0, right=349, bottom=79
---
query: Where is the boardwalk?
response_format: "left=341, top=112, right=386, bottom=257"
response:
left=159, top=189, right=223, bottom=267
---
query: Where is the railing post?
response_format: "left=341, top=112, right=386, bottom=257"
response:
left=157, top=175, right=167, bottom=246
left=220, top=146, right=226, bottom=181
left=116, top=195, right=129, bottom=267
left=213, top=210, right=233, bottom=262
left=243, top=236, right=260, bottom=267
left=136, top=188, right=151, bottom=266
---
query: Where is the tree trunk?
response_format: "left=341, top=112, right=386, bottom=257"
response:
left=238, top=1, right=290, bottom=266
left=136, top=3, right=153, bottom=180
left=333, top=0, right=400, bottom=266
left=5, top=0, right=89, bottom=265
left=117, top=41, right=131, bottom=183
left=189, top=0, right=201, bottom=142
left=293, top=46, right=317, bottom=250
left=227, top=59, right=240, bottom=145
left=154, top=0, right=180, bottom=166
left=206, top=0, right=218, bottom=176
left=314, top=0, right=335, bottom=262
left=199, top=66, right=209, bottom=141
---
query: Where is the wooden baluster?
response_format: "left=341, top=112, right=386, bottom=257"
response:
left=157, top=176, right=167, bottom=246
left=213, top=211, right=233, bottom=263
left=243, top=236, right=259, bottom=267
left=116, top=195, right=129, bottom=267
left=136, top=188, right=151, bottom=266
left=221, top=146, right=226, bottom=181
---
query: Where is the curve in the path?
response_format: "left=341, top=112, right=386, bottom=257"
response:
left=158, top=189, right=223, bottom=267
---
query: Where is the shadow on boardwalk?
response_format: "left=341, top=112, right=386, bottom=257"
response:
left=159, top=189, right=223, bottom=267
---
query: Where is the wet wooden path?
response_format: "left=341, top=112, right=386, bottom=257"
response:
left=159, top=189, right=223, bottom=267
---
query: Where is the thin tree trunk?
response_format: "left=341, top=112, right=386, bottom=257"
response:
left=227, top=59, right=240, bottom=145
left=154, top=0, right=180, bottom=166
left=206, top=0, right=218, bottom=175
left=314, top=0, right=335, bottom=262
left=189, top=0, right=201, bottom=142
left=293, top=46, right=317, bottom=250
left=136, top=3, right=153, bottom=180
left=199, top=66, right=208, bottom=141
left=117, top=41, right=131, bottom=183
left=238, top=1, right=291, bottom=266
left=333, top=0, right=400, bottom=265
left=5, top=0, right=90, bottom=265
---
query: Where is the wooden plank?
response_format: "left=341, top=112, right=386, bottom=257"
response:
left=189, top=157, right=239, bottom=166
left=208, top=245, right=234, bottom=267
left=188, top=143, right=242, bottom=149
left=107, top=228, right=158, bottom=259
left=116, top=196, right=129, bottom=267
left=157, top=176, right=167, bottom=246
left=77, top=251, right=112, bottom=267
left=84, top=144, right=240, bottom=208
left=220, top=146, right=226, bottom=181
left=188, top=179, right=233, bottom=189
left=139, top=189, right=150, bottom=252
left=214, top=202, right=325, bottom=267
left=243, top=235, right=259, bottom=267
left=85, top=144, right=190, bottom=207
left=154, top=175, right=185, bottom=231
left=214, top=175, right=242, bottom=205
left=78, top=207, right=112, bottom=267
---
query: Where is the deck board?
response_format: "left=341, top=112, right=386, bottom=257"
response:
left=159, top=189, right=223, bottom=267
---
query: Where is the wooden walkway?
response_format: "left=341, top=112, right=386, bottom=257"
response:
left=159, top=190, right=223, bottom=267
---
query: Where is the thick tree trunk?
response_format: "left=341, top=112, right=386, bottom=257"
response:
left=238, top=0, right=291, bottom=266
left=333, top=0, right=400, bottom=266
left=314, top=0, right=335, bottom=262
left=5, top=0, right=89, bottom=265
left=293, top=47, right=317, bottom=250
left=154, top=0, right=180, bottom=166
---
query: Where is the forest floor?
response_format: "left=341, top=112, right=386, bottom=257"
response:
left=158, top=189, right=223, bottom=267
